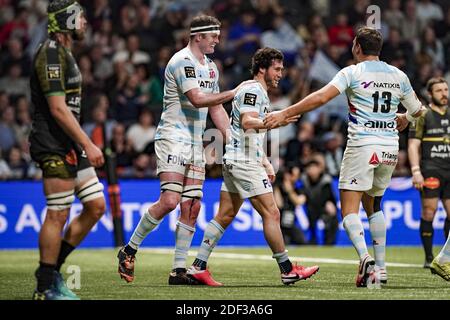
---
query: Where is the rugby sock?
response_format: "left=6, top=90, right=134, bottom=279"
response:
left=368, top=211, right=386, bottom=268
left=444, top=218, right=450, bottom=239
left=420, top=218, right=434, bottom=261
left=55, top=240, right=75, bottom=272
left=195, top=219, right=225, bottom=266
left=192, top=258, right=207, bottom=270
left=37, top=262, right=55, bottom=292
left=343, top=213, right=369, bottom=260
left=436, top=233, right=450, bottom=264
left=272, top=251, right=292, bottom=273
left=128, top=209, right=161, bottom=250
left=173, top=221, right=195, bottom=270
left=124, top=244, right=137, bottom=256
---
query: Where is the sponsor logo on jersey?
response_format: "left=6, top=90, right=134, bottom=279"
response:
left=360, top=81, right=400, bottom=89
left=167, top=154, right=187, bottom=166
left=423, top=177, right=440, bottom=189
left=373, top=82, right=400, bottom=89
left=361, top=81, right=374, bottom=88
left=198, top=80, right=215, bottom=89
left=244, top=93, right=257, bottom=106
left=188, top=164, right=205, bottom=174
left=381, top=151, right=398, bottom=166
left=209, top=69, right=216, bottom=79
left=184, top=66, right=196, bottom=78
left=369, top=152, right=380, bottom=165
left=262, top=179, right=271, bottom=189
left=364, top=120, right=396, bottom=129
left=431, top=144, right=450, bottom=152
left=46, top=64, right=61, bottom=80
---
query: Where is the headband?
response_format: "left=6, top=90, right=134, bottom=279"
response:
left=190, top=25, right=220, bottom=36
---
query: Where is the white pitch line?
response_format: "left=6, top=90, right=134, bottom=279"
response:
left=141, top=248, right=423, bottom=268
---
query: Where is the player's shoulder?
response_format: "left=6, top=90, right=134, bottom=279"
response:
left=360, top=60, right=406, bottom=77
left=238, top=81, right=264, bottom=95
left=35, top=39, right=64, bottom=58
left=167, top=47, right=193, bottom=68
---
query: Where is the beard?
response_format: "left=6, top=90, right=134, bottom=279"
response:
left=72, top=30, right=85, bottom=41
left=264, top=74, right=278, bottom=89
left=431, top=96, right=448, bottom=107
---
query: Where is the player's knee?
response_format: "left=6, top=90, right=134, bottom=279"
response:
left=45, top=209, right=69, bottom=226
left=267, top=208, right=281, bottom=223
left=161, top=195, right=180, bottom=212
left=84, top=197, right=106, bottom=221
left=421, top=207, right=436, bottom=221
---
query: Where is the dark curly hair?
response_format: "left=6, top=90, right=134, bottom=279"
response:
left=251, top=48, right=284, bottom=76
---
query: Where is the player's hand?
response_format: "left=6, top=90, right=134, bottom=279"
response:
left=268, top=174, right=276, bottom=184
left=262, top=159, right=275, bottom=183
left=263, top=110, right=288, bottom=129
left=395, top=113, right=409, bottom=132
left=85, top=143, right=105, bottom=168
left=279, top=114, right=301, bottom=127
left=412, top=171, right=424, bottom=190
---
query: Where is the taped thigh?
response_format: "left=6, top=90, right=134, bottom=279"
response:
left=76, top=176, right=104, bottom=203
left=46, top=190, right=75, bottom=211
left=181, top=185, right=203, bottom=203
left=160, top=181, right=183, bottom=194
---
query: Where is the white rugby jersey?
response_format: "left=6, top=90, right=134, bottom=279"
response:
left=155, top=46, right=220, bottom=146
left=329, top=60, right=422, bottom=147
left=223, top=81, right=270, bottom=163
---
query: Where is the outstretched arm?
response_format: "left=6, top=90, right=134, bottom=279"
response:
left=284, top=84, right=341, bottom=118
left=264, top=84, right=340, bottom=129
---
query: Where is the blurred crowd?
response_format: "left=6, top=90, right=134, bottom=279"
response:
left=0, top=0, right=449, bottom=182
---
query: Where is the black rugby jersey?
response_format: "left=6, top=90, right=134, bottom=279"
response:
left=29, top=39, right=82, bottom=158
left=409, top=106, right=450, bottom=170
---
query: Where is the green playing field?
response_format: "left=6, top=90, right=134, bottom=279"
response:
left=1, top=246, right=449, bottom=300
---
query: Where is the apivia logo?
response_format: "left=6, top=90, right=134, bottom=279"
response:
left=364, top=120, right=396, bottom=129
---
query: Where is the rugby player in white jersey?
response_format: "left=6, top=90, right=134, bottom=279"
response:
left=117, top=15, right=251, bottom=285
left=186, top=48, right=319, bottom=286
left=264, top=27, right=426, bottom=287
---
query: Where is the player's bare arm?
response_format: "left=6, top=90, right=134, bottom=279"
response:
left=264, top=84, right=340, bottom=129
left=47, top=95, right=104, bottom=167
left=408, top=138, right=424, bottom=190
left=185, top=80, right=256, bottom=108
left=209, top=104, right=230, bottom=142
left=262, top=155, right=275, bottom=183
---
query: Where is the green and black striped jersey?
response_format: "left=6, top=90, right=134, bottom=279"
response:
left=29, top=39, right=82, bottom=158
